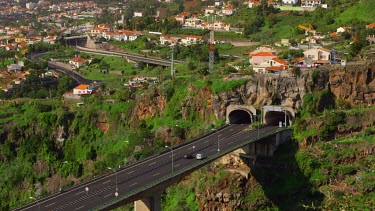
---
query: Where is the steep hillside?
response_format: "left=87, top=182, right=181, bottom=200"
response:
left=1, top=61, right=375, bottom=210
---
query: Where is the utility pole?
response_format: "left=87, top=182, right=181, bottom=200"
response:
left=170, top=47, right=174, bottom=77
left=209, top=16, right=215, bottom=73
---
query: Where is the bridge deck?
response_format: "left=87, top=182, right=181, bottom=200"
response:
left=17, top=125, right=289, bottom=211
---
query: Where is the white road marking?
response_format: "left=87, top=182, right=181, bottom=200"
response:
left=45, top=202, right=55, bottom=207
left=149, top=162, right=156, bottom=166
left=174, top=164, right=181, bottom=167
left=104, top=193, right=112, bottom=198
left=102, top=180, right=111, bottom=185
left=74, top=205, right=85, bottom=210
left=75, top=191, right=85, bottom=195
left=130, top=182, right=137, bottom=187
left=153, top=173, right=160, bottom=176
left=127, top=171, right=134, bottom=175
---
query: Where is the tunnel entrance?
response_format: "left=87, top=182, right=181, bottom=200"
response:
left=264, top=111, right=291, bottom=126
left=228, top=110, right=252, bottom=124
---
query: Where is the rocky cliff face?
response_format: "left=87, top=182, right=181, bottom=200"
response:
left=329, top=63, right=375, bottom=105
left=131, top=62, right=375, bottom=130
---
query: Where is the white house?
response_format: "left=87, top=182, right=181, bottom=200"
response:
left=205, top=6, right=217, bottom=16
left=133, top=12, right=144, bottom=17
left=160, top=35, right=179, bottom=46
left=184, top=17, right=202, bottom=27
left=303, top=47, right=331, bottom=65
left=69, top=58, right=86, bottom=68
left=282, top=0, right=298, bottom=4
left=250, top=52, right=277, bottom=65
left=181, top=35, right=203, bottom=46
left=215, top=1, right=223, bottom=6
left=301, top=0, right=322, bottom=7
left=253, top=58, right=289, bottom=74
left=73, top=84, right=92, bottom=95
left=337, top=26, right=351, bottom=33
left=221, top=4, right=234, bottom=16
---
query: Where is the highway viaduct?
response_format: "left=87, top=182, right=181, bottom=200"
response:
left=17, top=104, right=294, bottom=211
left=61, top=36, right=182, bottom=67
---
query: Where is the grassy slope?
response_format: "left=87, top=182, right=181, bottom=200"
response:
left=336, top=1, right=375, bottom=23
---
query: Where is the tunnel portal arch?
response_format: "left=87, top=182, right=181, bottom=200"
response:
left=226, top=105, right=256, bottom=124
left=263, top=106, right=294, bottom=126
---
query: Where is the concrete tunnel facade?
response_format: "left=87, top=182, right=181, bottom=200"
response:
left=263, top=105, right=295, bottom=126
left=226, top=104, right=295, bottom=126
left=226, top=105, right=256, bottom=124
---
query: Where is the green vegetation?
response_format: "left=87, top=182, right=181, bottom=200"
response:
left=1, top=0, right=375, bottom=210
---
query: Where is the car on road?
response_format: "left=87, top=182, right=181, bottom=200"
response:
left=184, top=154, right=194, bottom=159
left=196, top=153, right=205, bottom=160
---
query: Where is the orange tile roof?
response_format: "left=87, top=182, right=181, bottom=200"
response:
left=265, top=65, right=288, bottom=71
left=74, top=84, right=90, bottom=90
left=250, top=52, right=275, bottom=57
left=1, top=70, right=9, bottom=75
left=72, top=58, right=85, bottom=62
left=187, top=35, right=203, bottom=39
left=272, top=58, right=288, bottom=65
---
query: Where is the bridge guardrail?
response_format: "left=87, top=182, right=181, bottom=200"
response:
left=92, top=127, right=290, bottom=210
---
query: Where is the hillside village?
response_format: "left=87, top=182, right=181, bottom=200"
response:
left=1, top=0, right=375, bottom=210
left=0, top=0, right=375, bottom=94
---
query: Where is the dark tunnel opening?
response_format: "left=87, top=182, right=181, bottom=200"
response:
left=228, top=110, right=252, bottom=124
left=265, top=111, right=291, bottom=126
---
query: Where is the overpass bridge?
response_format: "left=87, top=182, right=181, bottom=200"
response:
left=17, top=123, right=291, bottom=211
left=74, top=46, right=182, bottom=67
left=61, top=35, right=182, bottom=67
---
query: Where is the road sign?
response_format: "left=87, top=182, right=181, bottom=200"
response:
left=135, top=63, right=139, bottom=68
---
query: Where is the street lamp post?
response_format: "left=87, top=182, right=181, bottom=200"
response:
left=59, top=161, right=68, bottom=192
left=255, top=114, right=259, bottom=137
left=217, top=134, right=222, bottom=152
left=29, top=197, right=40, bottom=211
left=211, top=128, right=221, bottom=152
left=172, top=124, right=178, bottom=148
left=107, top=167, right=118, bottom=196
left=165, top=146, right=173, bottom=173
left=284, top=108, right=287, bottom=127
left=122, top=140, right=129, bottom=167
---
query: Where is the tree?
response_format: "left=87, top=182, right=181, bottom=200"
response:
left=291, top=66, right=301, bottom=77
left=57, top=75, right=73, bottom=96
left=266, top=13, right=277, bottom=28
left=99, top=60, right=110, bottom=71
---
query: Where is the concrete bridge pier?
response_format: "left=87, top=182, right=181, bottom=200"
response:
left=134, top=194, right=161, bottom=211
left=236, top=129, right=292, bottom=165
